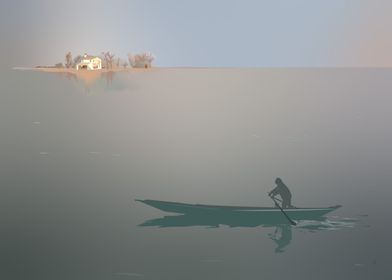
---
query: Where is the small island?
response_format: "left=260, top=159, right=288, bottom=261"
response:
left=15, top=51, right=155, bottom=85
left=34, top=51, right=154, bottom=72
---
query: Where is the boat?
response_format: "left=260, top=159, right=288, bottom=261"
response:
left=136, top=199, right=341, bottom=222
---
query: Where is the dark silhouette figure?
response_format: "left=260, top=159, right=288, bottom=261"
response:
left=269, top=178, right=292, bottom=208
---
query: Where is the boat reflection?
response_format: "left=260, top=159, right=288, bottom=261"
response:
left=138, top=212, right=328, bottom=228
left=139, top=213, right=357, bottom=253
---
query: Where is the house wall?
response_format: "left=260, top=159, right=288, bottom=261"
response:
left=91, top=58, right=102, bottom=69
left=76, top=57, right=102, bottom=70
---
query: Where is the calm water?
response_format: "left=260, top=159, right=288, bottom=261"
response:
left=1, top=68, right=391, bottom=280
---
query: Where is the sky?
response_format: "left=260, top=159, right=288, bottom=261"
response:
left=2, top=0, right=392, bottom=67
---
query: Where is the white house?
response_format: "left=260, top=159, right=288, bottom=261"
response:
left=76, top=54, right=102, bottom=70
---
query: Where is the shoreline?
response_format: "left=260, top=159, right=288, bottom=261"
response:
left=11, top=67, right=156, bottom=73
left=12, top=66, right=392, bottom=72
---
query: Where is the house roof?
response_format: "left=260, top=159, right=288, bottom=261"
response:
left=82, top=54, right=101, bottom=60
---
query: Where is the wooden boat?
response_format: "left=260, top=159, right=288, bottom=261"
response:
left=136, top=199, right=341, bottom=221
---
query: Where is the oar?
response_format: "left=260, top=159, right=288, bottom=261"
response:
left=272, top=197, right=297, bottom=209
left=270, top=197, right=297, bottom=226
left=273, top=197, right=283, bottom=203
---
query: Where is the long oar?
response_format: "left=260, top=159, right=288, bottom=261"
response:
left=272, top=197, right=297, bottom=208
left=271, top=197, right=297, bottom=226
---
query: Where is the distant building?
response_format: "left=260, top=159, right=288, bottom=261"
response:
left=76, top=54, right=102, bottom=70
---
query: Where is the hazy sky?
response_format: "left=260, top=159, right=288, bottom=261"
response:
left=2, top=0, right=392, bottom=67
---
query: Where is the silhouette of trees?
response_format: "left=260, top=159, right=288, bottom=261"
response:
left=53, top=51, right=153, bottom=70
left=101, top=51, right=115, bottom=69
left=128, top=52, right=154, bottom=68
left=65, top=52, right=72, bottom=68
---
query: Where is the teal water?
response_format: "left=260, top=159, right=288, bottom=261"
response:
left=1, top=68, right=391, bottom=280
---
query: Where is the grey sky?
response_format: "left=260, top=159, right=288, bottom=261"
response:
left=2, top=0, right=392, bottom=67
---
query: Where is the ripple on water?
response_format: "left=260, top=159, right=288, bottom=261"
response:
left=114, top=272, right=144, bottom=277
left=200, top=259, right=223, bottom=263
left=296, top=217, right=358, bottom=232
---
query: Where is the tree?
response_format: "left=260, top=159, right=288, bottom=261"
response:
left=73, top=55, right=82, bottom=67
left=101, top=52, right=108, bottom=68
left=65, top=52, right=72, bottom=68
left=102, top=51, right=115, bottom=69
left=128, top=53, right=135, bottom=67
left=128, top=52, right=154, bottom=68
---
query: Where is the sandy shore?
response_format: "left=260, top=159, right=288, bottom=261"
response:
left=12, top=67, right=163, bottom=85
left=12, top=67, right=157, bottom=73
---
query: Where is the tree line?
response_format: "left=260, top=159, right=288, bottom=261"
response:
left=55, top=51, right=154, bottom=69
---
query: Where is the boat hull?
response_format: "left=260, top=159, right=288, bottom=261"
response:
left=136, top=199, right=341, bottom=221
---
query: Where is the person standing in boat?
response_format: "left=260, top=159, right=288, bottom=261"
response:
left=268, top=178, right=292, bottom=208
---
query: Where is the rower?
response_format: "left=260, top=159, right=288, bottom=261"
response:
left=268, top=178, right=293, bottom=209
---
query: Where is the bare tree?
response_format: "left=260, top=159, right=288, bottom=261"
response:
left=73, top=55, right=82, bottom=67
left=101, top=52, right=108, bottom=69
left=65, top=52, right=73, bottom=68
left=102, top=51, right=115, bottom=69
left=128, top=53, right=136, bottom=67
left=128, top=52, right=154, bottom=68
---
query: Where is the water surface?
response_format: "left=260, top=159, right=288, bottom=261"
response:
left=1, top=68, right=391, bottom=280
